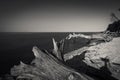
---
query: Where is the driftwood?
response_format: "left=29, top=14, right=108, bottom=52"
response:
left=10, top=46, right=93, bottom=80
left=11, top=34, right=113, bottom=80
left=9, top=33, right=114, bottom=80
left=64, top=46, right=89, bottom=61
left=52, top=38, right=63, bottom=60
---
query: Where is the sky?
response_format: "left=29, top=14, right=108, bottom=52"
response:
left=0, top=0, right=120, bottom=32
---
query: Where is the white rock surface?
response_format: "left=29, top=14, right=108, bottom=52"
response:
left=64, top=37, right=120, bottom=80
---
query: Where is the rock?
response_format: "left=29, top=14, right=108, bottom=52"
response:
left=64, top=37, right=120, bottom=80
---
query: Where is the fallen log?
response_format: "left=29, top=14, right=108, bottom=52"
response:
left=64, top=46, right=89, bottom=61
left=10, top=46, right=93, bottom=80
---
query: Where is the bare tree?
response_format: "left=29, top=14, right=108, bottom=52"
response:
left=110, top=13, right=119, bottom=22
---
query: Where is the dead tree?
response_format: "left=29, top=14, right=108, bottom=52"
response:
left=110, top=13, right=119, bottom=22
left=10, top=45, right=93, bottom=80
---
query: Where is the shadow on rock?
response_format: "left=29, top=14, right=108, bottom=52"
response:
left=66, top=51, right=118, bottom=80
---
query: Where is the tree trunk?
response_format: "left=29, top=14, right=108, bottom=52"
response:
left=10, top=46, right=93, bottom=80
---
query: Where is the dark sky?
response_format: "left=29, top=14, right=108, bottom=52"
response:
left=0, top=0, right=120, bottom=32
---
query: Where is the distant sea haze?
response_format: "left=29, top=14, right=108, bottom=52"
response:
left=0, top=32, right=99, bottom=75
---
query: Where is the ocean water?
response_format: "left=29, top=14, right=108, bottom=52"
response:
left=0, top=32, right=96, bottom=75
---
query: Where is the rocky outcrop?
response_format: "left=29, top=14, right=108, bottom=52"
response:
left=64, top=37, right=120, bottom=80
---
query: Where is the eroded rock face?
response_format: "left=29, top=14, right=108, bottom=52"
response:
left=64, top=37, right=120, bottom=80
left=84, top=38, right=120, bottom=79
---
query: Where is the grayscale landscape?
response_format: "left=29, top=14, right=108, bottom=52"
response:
left=0, top=0, right=120, bottom=80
